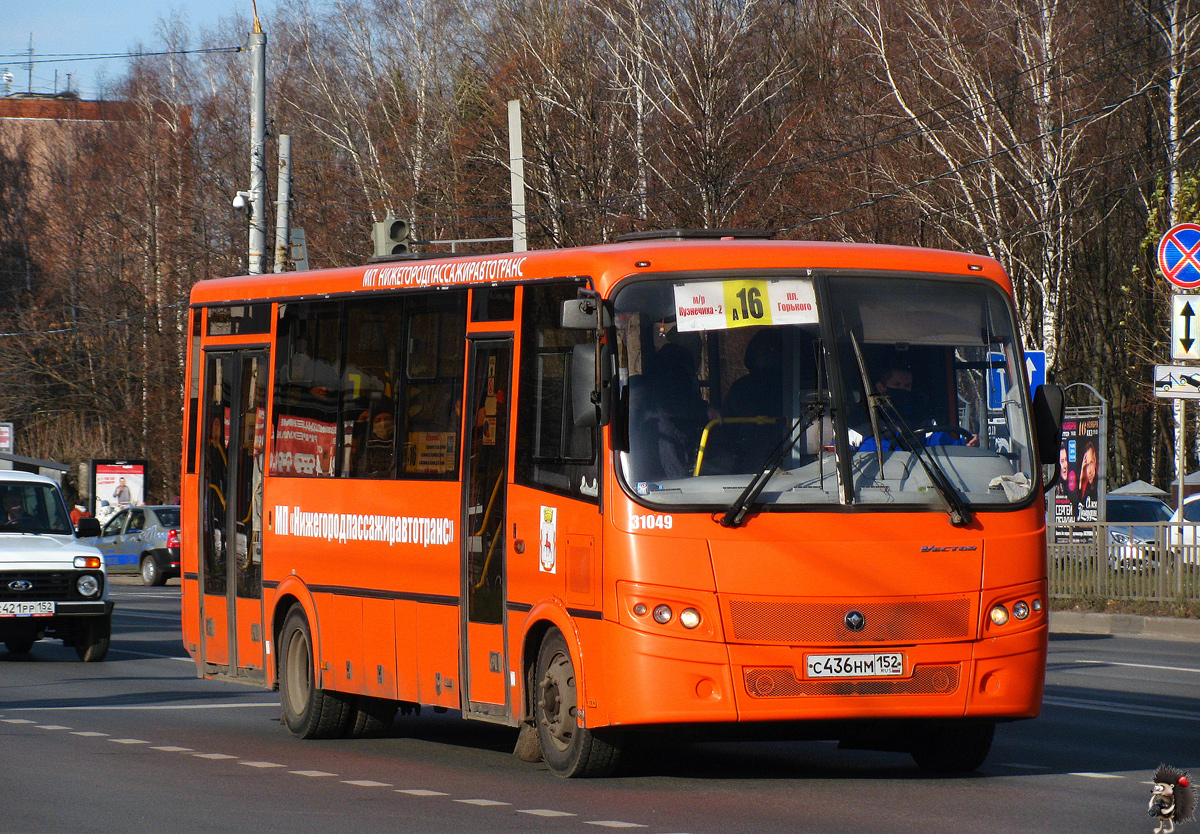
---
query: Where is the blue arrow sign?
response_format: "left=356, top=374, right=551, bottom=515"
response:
left=988, top=350, right=1047, bottom=410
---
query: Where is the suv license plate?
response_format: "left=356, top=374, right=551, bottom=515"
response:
left=806, top=652, right=904, bottom=678
left=0, top=600, right=55, bottom=617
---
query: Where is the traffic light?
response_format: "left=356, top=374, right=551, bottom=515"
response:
left=372, top=211, right=410, bottom=257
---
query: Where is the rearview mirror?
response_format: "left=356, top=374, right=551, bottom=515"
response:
left=571, top=342, right=613, bottom=427
left=77, top=517, right=102, bottom=538
left=1033, top=382, right=1065, bottom=493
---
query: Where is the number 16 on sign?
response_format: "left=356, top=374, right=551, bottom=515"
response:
left=1173, top=294, right=1200, bottom=360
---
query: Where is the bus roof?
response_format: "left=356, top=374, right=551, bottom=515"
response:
left=189, top=238, right=1011, bottom=306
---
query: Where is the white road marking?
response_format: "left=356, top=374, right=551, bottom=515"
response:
left=996, top=763, right=1050, bottom=770
left=113, top=611, right=183, bottom=622
left=240, top=761, right=286, bottom=768
left=1071, top=772, right=1125, bottom=779
left=107, top=650, right=196, bottom=661
left=343, top=780, right=392, bottom=787
left=35, top=725, right=71, bottom=730
left=193, top=753, right=238, bottom=760
left=454, top=799, right=510, bottom=806
left=1073, top=659, right=1200, bottom=674
left=586, top=823, right=648, bottom=829
left=70, top=731, right=108, bottom=737
left=152, top=746, right=193, bottom=752
left=396, top=789, right=450, bottom=796
left=1044, top=695, right=1200, bottom=723
left=2, top=718, right=35, bottom=724
left=109, top=738, right=150, bottom=744
left=519, top=810, right=577, bottom=817
left=291, top=770, right=337, bottom=777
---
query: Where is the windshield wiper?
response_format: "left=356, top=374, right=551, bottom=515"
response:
left=848, top=334, right=973, bottom=527
left=718, top=395, right=827, bottom=528
left=874, top=397, right=974, bottom=526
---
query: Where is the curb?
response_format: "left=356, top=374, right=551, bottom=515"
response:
left=1050, top=611, right=1200, bottom=641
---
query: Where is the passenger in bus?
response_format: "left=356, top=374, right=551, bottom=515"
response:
left=722, top=329, right=832, bottom=470
left=723, top=329, right=790, bottom=469
left=628, top=343, right=712, bottom=480
left=356, top=398, right=397, bottom=478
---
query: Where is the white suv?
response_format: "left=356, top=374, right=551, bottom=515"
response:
left=0, top=470, right=112, bottom=661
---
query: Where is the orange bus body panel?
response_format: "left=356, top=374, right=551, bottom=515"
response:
left=181, top=236, right=1046, bottom=757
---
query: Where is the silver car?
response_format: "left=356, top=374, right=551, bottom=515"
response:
left=84, top=505, right=180, bottom=586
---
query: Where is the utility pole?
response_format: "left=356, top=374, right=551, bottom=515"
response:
left=508, top=100, right=527, bottom=253
left=247, top=16, right=268, bottom=274
left=274, top=134, right=292, bottom=273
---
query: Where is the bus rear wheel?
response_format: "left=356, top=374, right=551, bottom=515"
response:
left=909, top=720, right=994, bottom=773
left=533, top=629, right=621, bottom=777
left=279, top=605, right=352, bottom=739
left=346, top=695, right=397, bottom=738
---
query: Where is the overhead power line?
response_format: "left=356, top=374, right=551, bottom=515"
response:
left=0, top=46, right=242, bottom=65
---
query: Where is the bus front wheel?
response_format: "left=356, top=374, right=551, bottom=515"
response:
left=909, top=720, right=994, bottom=773
left=533, top=629, right=621, bottom=777
left=279, top=605, right=352, bottom=739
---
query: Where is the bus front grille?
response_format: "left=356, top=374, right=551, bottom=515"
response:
left=743, top=664, right=960, bottom=698
left=726, top=597, right=973, bottom=644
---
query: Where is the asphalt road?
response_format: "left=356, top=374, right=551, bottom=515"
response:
left=1, top=583, right=1197, bottom=834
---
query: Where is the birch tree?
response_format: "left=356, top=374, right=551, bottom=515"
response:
left=842, top=0, right=1107, bottom=370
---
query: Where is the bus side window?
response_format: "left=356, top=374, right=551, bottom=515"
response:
left=344, top=299, right=404, bottom=479
left=515, top=281, right=598, bottom=503
left=397, top=292, right=466, bottom=479
left=271, top=302, right=341, bottom=477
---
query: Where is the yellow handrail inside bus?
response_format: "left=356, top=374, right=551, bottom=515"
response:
left=693, top=416, right=779, bottom=476
left=473, top=471, right=505, bottom=590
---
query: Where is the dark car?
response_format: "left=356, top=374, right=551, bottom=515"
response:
left=83, top=505, right=180, bottom=586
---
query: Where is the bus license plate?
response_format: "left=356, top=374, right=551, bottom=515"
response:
left=806, top=652, right=904, bottom=678
left=0, top=600, right=55, bottom=617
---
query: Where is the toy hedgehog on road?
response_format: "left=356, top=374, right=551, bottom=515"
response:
left=1150, top=764, right=1196, bottom=834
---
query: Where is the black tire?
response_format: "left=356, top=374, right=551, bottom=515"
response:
left=140, top=554, right=165, bottom=587
left=75, top=615, right=111, bottom=662
left=533, top=629, right=621, bottom=777
left=5, top=636, right=35, bottom=654
left=346, top=696, right=397, bottom=738
left=910, top=720, right=994, bottom=773
left=278, top=605, right=352, bottom=739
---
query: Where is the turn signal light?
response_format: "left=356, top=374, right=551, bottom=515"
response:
left=74, top=556, right=102, bottom=569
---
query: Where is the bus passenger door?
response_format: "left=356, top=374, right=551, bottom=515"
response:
left=460, top=339, right=513, bottom=720
left=199, top=349, right=268, bottom=682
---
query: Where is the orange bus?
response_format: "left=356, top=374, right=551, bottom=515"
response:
left=180, top=229, right=1063, bottom=776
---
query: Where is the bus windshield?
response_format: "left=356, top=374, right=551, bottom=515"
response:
left=615, top=273, right=1036, bottom=512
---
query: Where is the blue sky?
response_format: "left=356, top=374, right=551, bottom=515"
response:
left=2, top=1, right=276, bottom=100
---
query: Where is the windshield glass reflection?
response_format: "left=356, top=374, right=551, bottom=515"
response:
left=614, top=274, right=1035, bottom=511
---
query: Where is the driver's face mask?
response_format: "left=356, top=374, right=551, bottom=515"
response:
left=886, top=386, right=918, bottom=420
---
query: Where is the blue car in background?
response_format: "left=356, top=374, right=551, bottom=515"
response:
left=83, top=505, right=181, bottom=586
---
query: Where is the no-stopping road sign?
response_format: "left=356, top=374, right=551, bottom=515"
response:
left=1159, top=223, right=1200, bottom=288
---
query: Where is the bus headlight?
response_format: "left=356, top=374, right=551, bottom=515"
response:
left=652, top=604, right=673, bottom=624
left=989, top=604, right=1010, bottom=626
left=77, top=575, right=101, bottom=598
left=679, top=608, right=701, bottom=629
left=1012, top=601, right=1030, bottom=620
